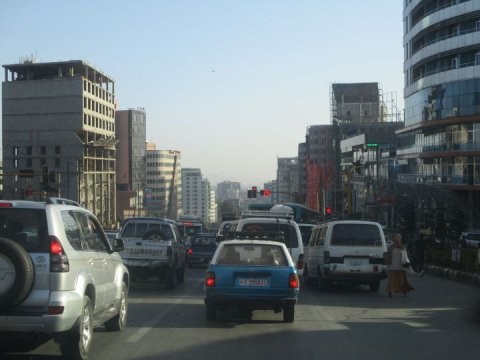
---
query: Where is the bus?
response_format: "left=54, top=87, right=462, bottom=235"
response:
left=247, top=202, right=320, bottom=224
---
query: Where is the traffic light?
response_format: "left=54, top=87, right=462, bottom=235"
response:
left=325, top=206, right=333, bottom=216
left=252, top=186, right=257, bottom=198
left=247, top=190, right=253, bottom=198
left=260, top=189, right=271, bottom=197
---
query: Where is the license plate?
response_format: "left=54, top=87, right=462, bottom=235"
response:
left=124, top=259, right=149, bottom=267
left=238, top=278, right=269, bottom=287
left=125, top=248, right=163, bottom=256
left=349, top=259, right=368, bottom=266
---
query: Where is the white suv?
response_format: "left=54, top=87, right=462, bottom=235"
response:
left=0, top=198, right=129, bottom=360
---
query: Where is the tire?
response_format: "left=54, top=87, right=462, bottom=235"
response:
left=283, top=303, right=295, bottom=323
left=60, top=296, right=93, bottom=360
left=369, top=281, right=380, bottom=292
left=105, top=283, right=128, bottom=331
left=166, top=267, right=177, bottom=290
left=206, top=303, right=216, bottom=321
left=143, top=230, right=165, bottom=241
left=0, top=237, right=35, bottom=309
left=303, top=265, right=313, bottom=285
left=176, top=265, right=185, bottom=284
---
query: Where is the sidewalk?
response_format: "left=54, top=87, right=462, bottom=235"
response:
left=425, top=264, right=480, bottom=287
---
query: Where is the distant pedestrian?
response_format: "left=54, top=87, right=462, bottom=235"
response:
left=385, top=233, right=414, bottom=297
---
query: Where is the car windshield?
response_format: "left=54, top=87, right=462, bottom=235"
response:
left=331, top=224, right=382, bottom=246
left=466, top=233, right=480, bottom=241
left=216, top=244, right=288, bottom=266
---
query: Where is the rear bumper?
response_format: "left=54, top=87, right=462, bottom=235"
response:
left=205, top=289, right=298, bottom=309
left=0, top=290, right=84, bottom=334
left=324, top=268, right=388, bottom=283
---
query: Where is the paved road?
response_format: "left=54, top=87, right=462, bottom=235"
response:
left=2, top=268, right=479, bottom=360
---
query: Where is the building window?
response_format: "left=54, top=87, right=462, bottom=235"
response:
left=13, top=159, right=18, bottom=168
left=55, top=145, right=61, bottom=155
left=55, top=158, right=60, bottom=168
left=475, top=52, right=480, bottom=65
left=13, top=146, right=18, bottom=156
left=27, top=158, right=32, bottom=167
left=41, top=146, right=46, bottom=155
left=40, top=158, right=46, bottom=165
left=27, top=146, right=32, bottom=155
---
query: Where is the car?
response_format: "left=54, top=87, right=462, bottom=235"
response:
left=303, top=220, right=388, bottom=292
left=298, top=223, right=316, bottom=246
left=118, top=217, right=186, bottom=289
left=0, top=197, right=129, bottom=360
left=232, top=216, right=305, bottom=275
left=459, top=230, right=480, bottom=247
left=204, top=239, right=300, bottom=322
left=187, top=234, right=217, bottom=267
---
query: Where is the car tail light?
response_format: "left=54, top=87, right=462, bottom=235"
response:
left=50, top=236, right=69, bottom=272
left=297, top=254, right=304, bottom=270
left=205, top=271, right=215, bottom=287
left=289, top=273, right=299, bottom=289
left=187, top=248, right=193, bottom=255
left=48, top=306, right=65, bottom=315
left=324, top=250, right=330, bottom=264
left=0, top=202, right=13, bottom=208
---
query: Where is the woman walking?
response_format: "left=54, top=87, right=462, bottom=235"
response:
left=386, top=233, right=414, bottom=297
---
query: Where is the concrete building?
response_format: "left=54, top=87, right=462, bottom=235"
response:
left=181, top=168, right=211, bottom=224
left=401, top=0, right=480, bottom=230
left=216, top=181, right=241, bottom=201
left=115, top=108, right=146, bottom=220
left=276, top=157, right=299, bottom=204
left=145, top=147, right=182, bottom=219
left=2, top=60, right=116, bottom=226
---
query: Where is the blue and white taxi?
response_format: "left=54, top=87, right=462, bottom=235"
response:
left=204, top=239, right=299, bottom=322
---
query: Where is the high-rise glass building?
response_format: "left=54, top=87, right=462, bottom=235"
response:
left=400, top=0, right=480, bottom=228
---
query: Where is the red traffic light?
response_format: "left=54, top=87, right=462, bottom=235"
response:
left=325, top=206, right=333, bottom=215
left=263, top=189, right=271, bottom=196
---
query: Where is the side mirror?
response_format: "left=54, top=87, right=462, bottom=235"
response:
left=112, top=238, right=125, bottom=252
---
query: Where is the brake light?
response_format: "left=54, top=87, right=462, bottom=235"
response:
left=50, top=236, right=69, bottom=272
left=296, top=254, right=304, bottom=270
left=48, top=306, right=65, bottom=315
left=324, top=250, right=330, bottom=264
left=187, top=248, right=193, bottom=255
left=205, top=271, right=215, bottom=287
left=289, top=273, right=299, bottom=289
left=0, top=202, right=12, bottom=207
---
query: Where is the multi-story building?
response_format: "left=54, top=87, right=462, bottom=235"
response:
left=115, top=108, right=146, bottom=220
left=401, top=0, right=480, bottom=229
left=181, top=168, right=210, bottom=223
left=276, top=157, right=299, bottom=204
left=216, top=181, right=241, bottom=201
left=145, top=147, right=182, bottom=219
left=2, top=60, right=116, bottom=226
left=208, top=187, right=217, bottom=225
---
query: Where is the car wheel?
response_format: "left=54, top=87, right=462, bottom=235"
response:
left=60, top=296, right=93, bottom=360
left=369, top=281, right=380, bottom=292
left=0, top=237, right=35, bottom=309
left=176, top=265, right=185, bottom=284
left=283, top=303, right=295, bottom=323
left=166, top=267, right=177, bottom=290
left=303, top=265, right=313, bottom=285
left=105, top=283, right=128, bottom=331
left=206, top=303, right=216, bottom=321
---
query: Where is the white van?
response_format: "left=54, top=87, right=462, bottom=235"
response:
left=304, top=220, right=387, bottom=292
left=233, top=217, right=304, bottom=275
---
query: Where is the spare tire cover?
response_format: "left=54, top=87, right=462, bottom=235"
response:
left=0, top=237, right=35, bottom=309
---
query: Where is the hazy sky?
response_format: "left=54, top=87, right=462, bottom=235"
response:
left=0, top=0, right=404, bottom=187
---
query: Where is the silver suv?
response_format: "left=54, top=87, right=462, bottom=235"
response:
left=0, top=198, right=129, bottom=360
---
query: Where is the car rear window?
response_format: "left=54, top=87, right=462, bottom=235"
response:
left=0, top=208, right=49, bottom=252
left=121, top=222, right=174, bottom=240
left=331, top=224, right=382, bottom=246
left=240, top=223, right=299, bottom=248
left=216, top=244, right=288, bottom=266
left=192, top=237, right=216, bottom=246
left=466, top=233, right=480, bottom=241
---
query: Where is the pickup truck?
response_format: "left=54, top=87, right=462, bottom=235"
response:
left=117, top=217, right=186, bottom=289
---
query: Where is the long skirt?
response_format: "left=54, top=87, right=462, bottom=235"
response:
left=386, top=270, right=414, bottom=294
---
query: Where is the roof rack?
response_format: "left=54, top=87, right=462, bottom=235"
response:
left=233, top=231, right=286, bottom=243
left=240, top=210, right=294, bottom=220
left=46, top=197, right=81, bottom=207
